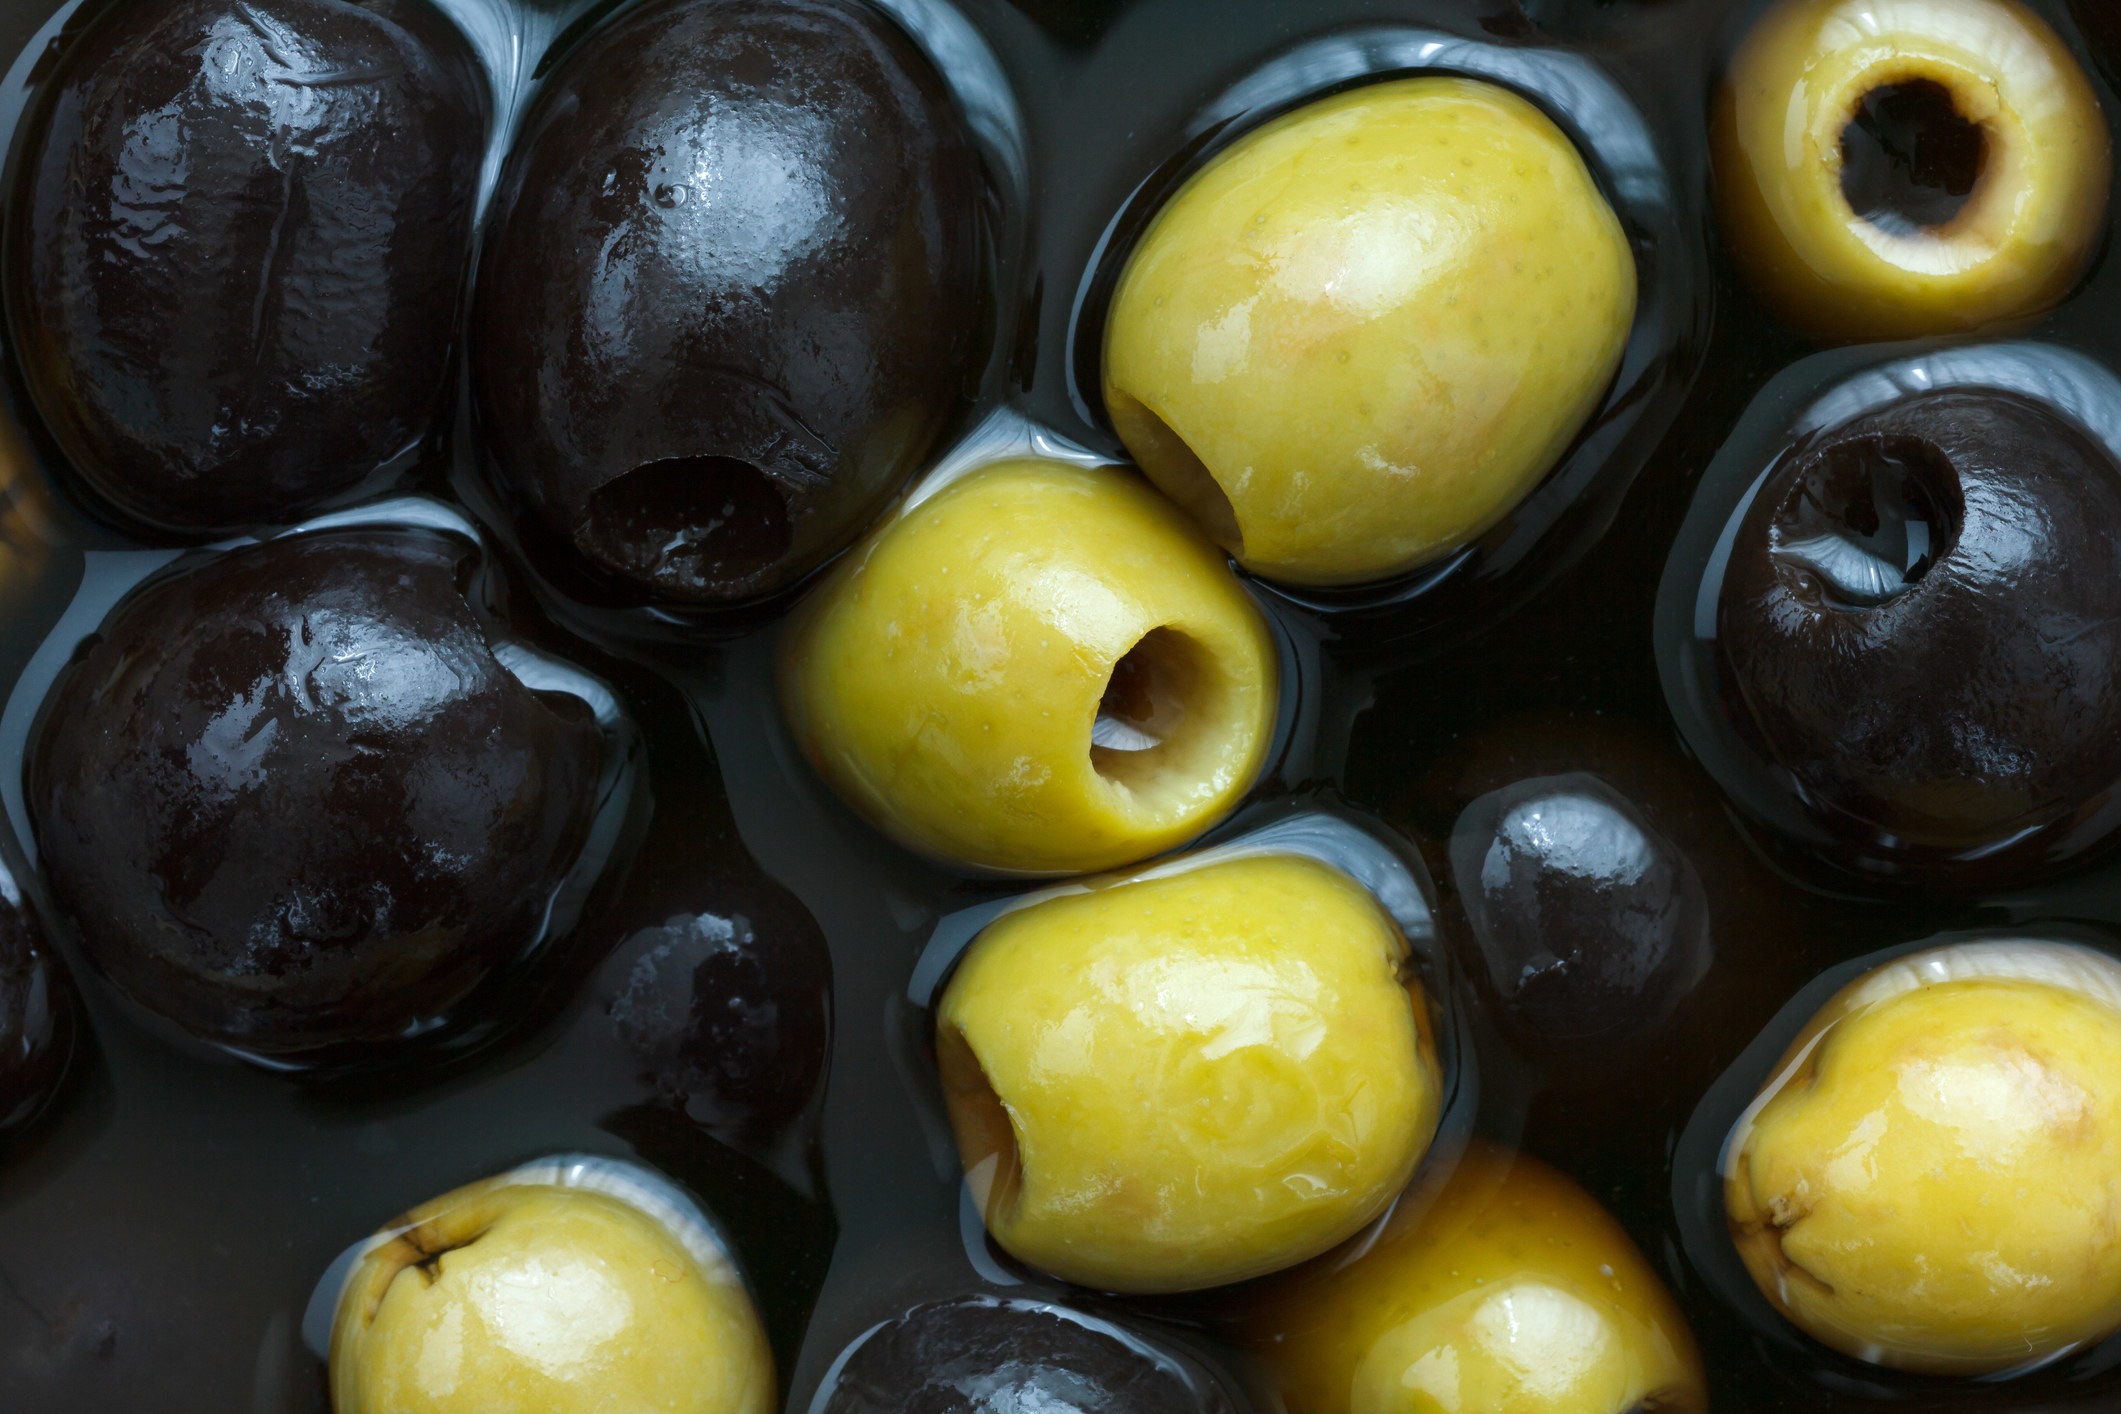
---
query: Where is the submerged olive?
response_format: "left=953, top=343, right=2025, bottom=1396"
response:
left=0, top=867, right=77, bottom=1145
left=1449, top=773, right=1709, bottom=1050
left=1720, top=388, right=2121, bottom=880
left=27, top=529, right=603, bottom=1058
left=472, top=0, right=985, bottom=607
left=822, top=1297, right=1238, bottom=1414
left=7, top=0, right=489, bottom=533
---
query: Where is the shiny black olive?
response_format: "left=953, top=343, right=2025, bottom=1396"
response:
left=1719, top=388, right=2121, bottom=878
left=27, top=529, right=603, bottom=1058
left=821, top=1297, right=1239, bottom=1414
left=1448, top=773, right=1709, bottom=1050
left=6, top=0, right=489, bottom=534
left=471, top=0, right=986, bottom=607
left=0, top=867, right=77, bottom=1144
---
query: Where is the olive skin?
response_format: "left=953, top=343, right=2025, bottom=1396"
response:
left=1449, top=773, right=1708, bottom=1051
left=822, top=1298, right=1238, bottom=1414
left=1720, top=389, right=2121, bottom=877
left=7, top=0, right=489, bottom=533
left=27, top=529, right=603, bottom=1058
left=472, top=0, right=985, bottom=607
left=0, top=872, right=77, bottom=1144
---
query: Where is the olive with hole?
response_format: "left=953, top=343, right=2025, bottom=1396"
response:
left=27, top=529, right=604, bottom=1059
left=936, top=853, right=1441, bottom=1293
left=331, top=1164, right=774, bottom=1413
left=0, top=870, right=78, bottom=1147
left=779, top=458, right=1277, bottom=875
left=1250, top=1140, right=1706, bottom=1414
left=6, top=0, right=489, bottom=533
left=1718, top=389, right=2121, bottom=881
left=472, top=0, right=985, bottom=608
left=1102, top=76, right=1636, bottom=587
left=1725, top=939, right=2121, bottom=1374
left=820, top=1296, right=1241, bottom=1413
left=1715, top=0, right=2109, bottom=339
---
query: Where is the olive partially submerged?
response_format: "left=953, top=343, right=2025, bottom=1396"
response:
left=7, top=0, right=489, bottom=532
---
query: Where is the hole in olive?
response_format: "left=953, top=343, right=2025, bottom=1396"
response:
left=1840, top=80, right=1987, bottom=235
left=1091, top=627, right=1215, bottom=795
left=579, top=455, right=791, bottom=592
left=1106, top=393, right=1244, bottom=555
left=936, top=1023, right=1022, bottom=1225
left=1768, top=433, right=1962, bottom=610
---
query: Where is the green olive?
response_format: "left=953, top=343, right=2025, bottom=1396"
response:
left=1103, top=75, right=1636, bottom=586
left=1726, top=940, right=2121, bottom=1373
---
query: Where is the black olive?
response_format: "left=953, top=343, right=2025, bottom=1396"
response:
left=471, top=0, right=986, bottom=607
left=1719, top=388, right=2121, bottom=878
left=0, top=868, right=78, bottom=1143
left=6, top=0, right=489, bottom=534
left=27, top=529, right=602, bottom=1058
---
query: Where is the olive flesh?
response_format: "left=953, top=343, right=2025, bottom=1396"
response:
left=7, top=0, right=489, bottom=533
left=1719, top=388, right=2121, bottom=878
left=27, top=529, right=603, bottom=1058
left=472, top=0, right=985, bottom=606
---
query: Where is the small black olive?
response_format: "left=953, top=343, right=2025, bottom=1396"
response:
left=7, top=0, right=489, bottom=533
left=27, top=529, right=602, bottom=1058
left=0, top=867, right=78, bottom=1144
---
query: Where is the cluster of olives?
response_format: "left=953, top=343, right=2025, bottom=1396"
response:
left=5, top=0, right=2121, bottom=1404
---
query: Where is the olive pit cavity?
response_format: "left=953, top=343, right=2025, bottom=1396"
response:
left=1840, top=80, right=1987, bottom=235
left=1108, top=394, right=1243, bottom=554
left=1092, top=627, right=1210, bottom=793
left=938, top=1024, right=1023, bottom=1223
left=1768, top=433, right=1961, bottom=609
left=580, top=455, right=792, bottom=592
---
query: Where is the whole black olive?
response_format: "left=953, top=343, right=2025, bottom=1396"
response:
left=471, top=0, right=986, bottom=607
left=0, top=866, right=77, bottom=1143
left=6, top=0, right=489, bottom=535
left=821, top=1297, right=1238, bottom=1414
left=1448, top=773, right=1709, bottom=1050
left=1719, top=388, right=2121, bottom=879
left=27, top=529, right=603, bottom=1058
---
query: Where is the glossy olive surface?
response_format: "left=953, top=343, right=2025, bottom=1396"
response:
left=472, top=0, right=985, bottom=607
left=820, top=1297, right=1236, bottom=1414
left=0, top=864, right=74, bottom=1144
left=27, top=528, right=603, bottom=1057
left=1449, top=773, right=1709, bottom=1051
left=1718, top=388, right=2121, bottom=880
left=6, top=0, right=488, bottom=533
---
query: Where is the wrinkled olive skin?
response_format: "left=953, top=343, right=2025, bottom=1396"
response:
left=1721, top=390, right=2121, bottom=876
left=7, top=0, right=489, bottom=534
left=472, top=0, right=985, bottom=607
left=0, top=873, right=77, bottom=1144
left=28, top=530, right=603, bottom=1058
left=822, top=1298, right=1238, bottom=1414
left=1449, top=773, right=1708, bottom=1051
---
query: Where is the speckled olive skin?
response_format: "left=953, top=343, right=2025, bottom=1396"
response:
left=7, top=0, right=489, bottom=533
left=27, top=529, right=602, bottom=1057
left=1720, top=389, right=2121, bottom=867
left=472, top=0, right=985, bottom=607
left=0, top=871, right=77, bottom=1143
left=822, top=1298, right=1237, bottom=1414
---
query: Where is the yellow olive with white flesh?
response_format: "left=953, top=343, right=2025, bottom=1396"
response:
left=330, top=1169, right=774, bottom=1414
left=937, top=852, right=1441, bottom=1293
left=1725, top=940, right=2121, bottom=1374
left=1103, top=76, right=1637, bottom=586
left=1255, top=1141, right=1706, bottom=1414
left=1715, top=0, right=2110, bottom=339
left=780, top=458, right=1277, bottom=875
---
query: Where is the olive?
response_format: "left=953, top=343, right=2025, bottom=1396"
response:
left=6, top=0, right=488, bottom=533
left=1103, top=76, right=1635, bottom=586
left=1448, top=773, right=1709, bottom=1051
left=0, top=867, right=77, bottom=1144
left=27, top=528, right=603, bottom=1058
left=472, top=0, right=985, bottom=607
left=1715, top=0, right=2109, bottom=339
left=781, top=459, right=1276, bottom=875
left=1719, top=388, right=2121, bottom=879
left=1726, top=938, right=2121, bottom=1373
left=821, top=1297, right=1238, bottom=1414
